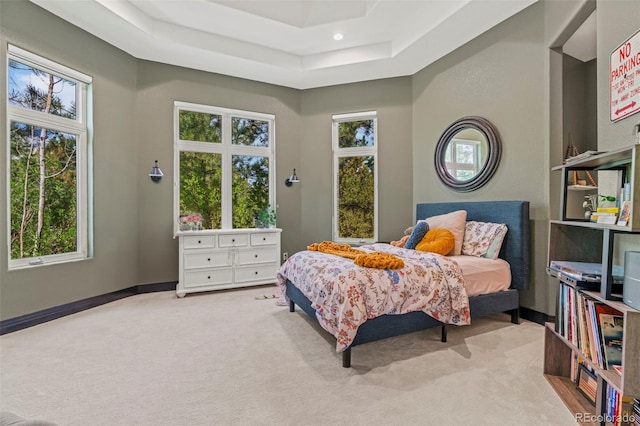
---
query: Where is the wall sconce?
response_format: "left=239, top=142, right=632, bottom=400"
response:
left=284, top=168, right=300, bottom=187
left=149, top=160, right=164, bottom=183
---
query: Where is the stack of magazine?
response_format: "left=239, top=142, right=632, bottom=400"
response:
left=563, top=150, right=603, bottom=164
left=549, top=260, right=624, bottom=284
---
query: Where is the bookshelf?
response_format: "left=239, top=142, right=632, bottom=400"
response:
left=543, top=283, right=640, bottom=425
left=551, top=145, right=640, bottom=300
left=546, top=145, right=640, bottom=425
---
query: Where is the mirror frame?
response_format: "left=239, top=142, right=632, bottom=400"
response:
left=434, top=116, right=502, bottom=192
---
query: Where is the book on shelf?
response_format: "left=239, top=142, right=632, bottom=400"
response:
left=597, top=207, right=620, bottom=214
left=587, top=298, right=604, bottom=367
left=605, top=383, right=636, bottom=426
left=605, top=384, right=619, bottom=425
left=577, top=294, right=591, bottom=360
left=568, top=284, right=575, bottom=345
left=597, top=214, right=619, bottom=225
left=558, top=283, right=578, bottom=345
left=555, top=283, right=626, bottom=370
left=570, top=353, right=579, bottom=382
left=594, top=303, right=623, bottom=369
left=598, top=313, right=624, bottom=371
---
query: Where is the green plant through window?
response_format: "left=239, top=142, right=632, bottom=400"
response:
left=333, top=113, right=377, bottom=242
left=7, top=46, right=90, bottom=268
left=175, top=102, right=275, bottom=231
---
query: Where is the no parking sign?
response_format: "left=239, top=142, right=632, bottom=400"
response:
left=610, top=29, right=640, bottom=122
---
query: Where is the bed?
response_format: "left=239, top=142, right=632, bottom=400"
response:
left=280, top=200, right=530, bottom=367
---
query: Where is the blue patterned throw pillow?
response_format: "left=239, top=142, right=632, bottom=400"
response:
left=404, top=221, right=430, bottom=250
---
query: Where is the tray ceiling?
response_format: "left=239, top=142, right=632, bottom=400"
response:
left=30, top=0, right=538, bottom=89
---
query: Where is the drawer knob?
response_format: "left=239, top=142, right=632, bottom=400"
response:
left=255, top=254, right=258, bottom=258
left=198, top=240, right=201, bottom=244
left=207, top=276, right=211, bottom=279
left=255, top=271, right=258, bottom=275
left=232, top=238, right=235, bottom=242
left=207, top=258, right=211, bottom=261
left=263, top=237, right=266, bottom=241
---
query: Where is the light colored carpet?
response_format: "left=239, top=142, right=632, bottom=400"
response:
left=1, top=286, right=576, bottom=426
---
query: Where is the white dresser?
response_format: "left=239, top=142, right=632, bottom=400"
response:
left=176, top=228, right=282, bottom=297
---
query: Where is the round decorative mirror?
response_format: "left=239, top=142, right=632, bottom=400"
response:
left=434, top=116, right=502, bottom=192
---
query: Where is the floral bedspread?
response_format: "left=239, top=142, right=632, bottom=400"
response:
left=276, top=243, right=471, bottom=352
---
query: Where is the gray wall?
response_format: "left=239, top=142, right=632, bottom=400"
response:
left=585, top=60, right=598, bottom=149
left=0, top=0, right=411, bottom=319
left=563, top=55, right=598, bottom=155
left=1, top=0, right=139, bottom=319
left=412, top=2, right=550, bottom=312
left=135, top=62, right=302, bottom=285
left=300, top=79, right=414, bottom=246
left=412, top=0, right=640, bottom=316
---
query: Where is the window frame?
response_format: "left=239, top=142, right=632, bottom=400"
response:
left=173, top=101, right=276, bottom=233
left=6, top=45, right=92, bottom=270
left=331, top=111, right=378, bottom=244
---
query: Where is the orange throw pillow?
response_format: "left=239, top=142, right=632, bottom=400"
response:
left=415, top=227, right=455, bottom=256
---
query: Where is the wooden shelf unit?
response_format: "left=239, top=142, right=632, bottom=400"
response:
left=545, top=145, right=640, bottom=424
left=553, top=145, right=640, bottom=232
left=544, top=323, right=600, bottom=426
left=544, top=292, right=640, bottom=425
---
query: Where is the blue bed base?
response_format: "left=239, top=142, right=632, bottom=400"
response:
left=286, top=200, right=530, bottom=367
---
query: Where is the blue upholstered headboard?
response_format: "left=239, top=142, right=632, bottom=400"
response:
left=416, top=201, right=530, bottom=291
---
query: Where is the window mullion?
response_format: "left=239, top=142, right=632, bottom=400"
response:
left=229, top=145, right=271, bottom=156
left=7, top=105, right=86, bottom=134
left=76, top=132, right=88, bottom=257
left=221, top=113, right=232, bottom=229
left=177, top=140, right=224, bottom=154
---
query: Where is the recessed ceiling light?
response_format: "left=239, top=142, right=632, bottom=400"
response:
left=333, top=33, right=344, bottom=41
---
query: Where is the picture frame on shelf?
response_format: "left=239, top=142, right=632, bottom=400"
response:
left=617, top=200, right=631, bottom=226
left=576, top=364, right=598, bottom=406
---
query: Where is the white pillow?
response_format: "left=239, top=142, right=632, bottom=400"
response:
left=462, top=221, right=507, bottom=259
left=422, top=210, right=467, bottom=256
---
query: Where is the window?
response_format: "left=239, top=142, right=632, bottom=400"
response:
left=332, top=111, right=377, bottom=243
left=445, top=138, right=482, bottom=181
left=174, top=102, right=275, bottom=231
left=7, top=45, right=92, bottom=269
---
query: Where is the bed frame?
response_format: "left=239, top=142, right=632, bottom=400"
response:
left=286, top=200, right=530, bottom=367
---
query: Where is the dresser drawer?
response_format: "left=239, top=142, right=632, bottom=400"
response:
left=250, top=232, right=279, bottom=246
left=236, top=247, right=279, bottom=265
left=182, top=235, right=215, bottom=249
left=184, top=251, right=230, bottom=269
left=234, top=263, right=279, bottom=283
left=218, top=233, right=248, bottom=247
left=184, top=268, right=233, bottom=288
